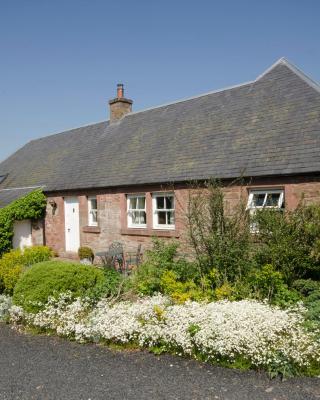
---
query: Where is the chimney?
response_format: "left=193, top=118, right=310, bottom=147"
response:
left=109, top=83, right=133, bottom=122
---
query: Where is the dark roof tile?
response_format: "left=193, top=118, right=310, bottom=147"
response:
left=0, top=58, right=320, bottom=194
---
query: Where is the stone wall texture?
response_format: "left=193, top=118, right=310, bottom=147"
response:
left=43, top=176, right=320, bottom=258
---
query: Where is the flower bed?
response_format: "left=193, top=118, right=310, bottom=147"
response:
left=1, top=293, right=319, bottom=376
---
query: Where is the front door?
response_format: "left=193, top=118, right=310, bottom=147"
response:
left=64, top=197, right=80, bottom=252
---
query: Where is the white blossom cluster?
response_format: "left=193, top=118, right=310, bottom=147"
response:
left=0, top=294, right=12, bottom=320
left=6, top=293, right=320, bottom=369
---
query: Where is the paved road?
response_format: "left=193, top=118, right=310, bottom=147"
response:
left=0, top=323, right=319, bottom=400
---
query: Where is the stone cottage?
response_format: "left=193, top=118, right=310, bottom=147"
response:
left=0, top=58, right=320, bottom=256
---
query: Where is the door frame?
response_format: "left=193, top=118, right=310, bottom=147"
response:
left=64, top=196, right=80, bottom=252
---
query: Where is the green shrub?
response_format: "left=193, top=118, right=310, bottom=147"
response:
left=13, top=260, right=119, bottom=313
left=78, top=246, right=94, bottom=261
left=129, top=238, right=198, bottom=295
left=293, top=279, right=320, bottom=323
left=22, top=246, right=53, bottom=266
left=160, top=270, right=207, bottom=303
left=254, top=204, right=320, bottom=283
left=293, top=279, right=320, bottom=296
left=0, top=246, right=52, bottom=294
left=247, top=264, right=285, bottom=302
left=187, top=179, right=252, bottom=283
left=243, top=264, right=300, bottom=306
left=215, top=282, right=235, bottom=300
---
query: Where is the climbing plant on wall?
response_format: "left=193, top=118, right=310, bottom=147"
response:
left=0, top=190, right=47, bottom=257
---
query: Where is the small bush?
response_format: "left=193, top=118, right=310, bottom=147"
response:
left=160, top=270, right=206, bottom=303
left=247, top=264, right=285, bottom=302
left=78, top=246, right=94, bottom=261
left=254, top=204, right=320, bottom=283
left=293, top=279, right=320, bottom=323
left=13, top=260, right=119, bottom=313
left=293, top=279, right=320, bottom=296
left=129, top=238, right=198, bottom=296
left=0, top=246, right=52, bottom=294
left=23, top=246, right=53, bottom=266
left=215, top=282, right=234, bottom=300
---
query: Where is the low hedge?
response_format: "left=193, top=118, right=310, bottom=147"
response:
left=0, top=246, right=53, bottom=294
left=13, top=261, right=121, bottom=313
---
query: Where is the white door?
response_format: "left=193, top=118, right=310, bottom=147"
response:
left=64, top=197, right=80, bottom=252
left=13, top=220, right=32, bottom=250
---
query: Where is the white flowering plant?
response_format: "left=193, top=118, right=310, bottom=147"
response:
left=0, top=294, right=12, bottom=321
left=5, top=292, right=320, bottom=377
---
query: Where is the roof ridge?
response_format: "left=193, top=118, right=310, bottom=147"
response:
left=255, top=57, right=320, bottom=94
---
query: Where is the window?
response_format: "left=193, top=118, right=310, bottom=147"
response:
left=88, top=196, right=98, bottom=226
left=247, top=189, right=284, bottom=211
left=247, top=189, right=284, bottom=232
left=153, top=193, right=175, bottom=229
left=127, top=195, right=147, bottom=228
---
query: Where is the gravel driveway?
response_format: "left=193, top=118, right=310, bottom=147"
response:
left=0, top=323, right=319, bottom=400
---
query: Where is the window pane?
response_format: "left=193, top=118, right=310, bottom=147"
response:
left=265, top=193, right=280, bottom=207
left=132, top=211, right=139, bottom=224
left=167, top=211, right=174, bottom=225
left=91, top=210, right=98, bottom=223
left=252, top=193, right=265, bottom=207
left=137, top=197, right=145, bottom=210
left=158, top=211, right=167, bottom=224
left=165, top=196, right=174, bottom=209
left=129, top=197, right=137, bottom=210
left=139, top=211, right=146, bottom=224
left=156, top=197, right=165, bottom=209
left=90, top=199, right=97, bottom=210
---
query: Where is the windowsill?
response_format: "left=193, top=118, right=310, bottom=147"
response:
left=153, top=225, right=175, bottom=230
left=121, top=227, right=179, bottom=238
left=82, top=226, right=101, bottom=233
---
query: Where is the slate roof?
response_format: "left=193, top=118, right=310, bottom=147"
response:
left=0, top=58, right=320, bottom=199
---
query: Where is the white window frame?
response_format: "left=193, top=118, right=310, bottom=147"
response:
left=247, top=189, right=284, bottom=211
left=88, top=196, right=98, bottom=227
left=247, top=189, right=284, bottom=233
left=127, top=194, right=147, bottom=228
left=152, top=192, right=175, bottom=230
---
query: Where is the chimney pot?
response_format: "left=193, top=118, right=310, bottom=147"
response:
left=117, top=83, right=124, bottom=98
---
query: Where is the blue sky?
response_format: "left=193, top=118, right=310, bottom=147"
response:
left=0, top=0, right=319, bottom=162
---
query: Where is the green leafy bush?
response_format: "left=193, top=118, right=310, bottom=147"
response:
left=293, top=279, right=320, bottom=323
left=13, top=260, right=120, bottom=313
left=187, top=180, right=252, bottom=283
left=254, top=204, right=320, bottom=283
left=215, top=282, right=235, bottom=300
left=129, top=238, right=198, bottom=296
left=160, top=270, right=207, bottom=303
left=246, top=264, right=286, bottom=302
left=0, top=246, right=52, bottom=294
left=78, top=246, right=94, bottom=261
left=0, top=190, right=46, bottom=257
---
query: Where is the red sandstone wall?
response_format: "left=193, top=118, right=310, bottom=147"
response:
left=43, top=176, right=320, bottom=257
left=44, top=196, right=66, bottom=255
